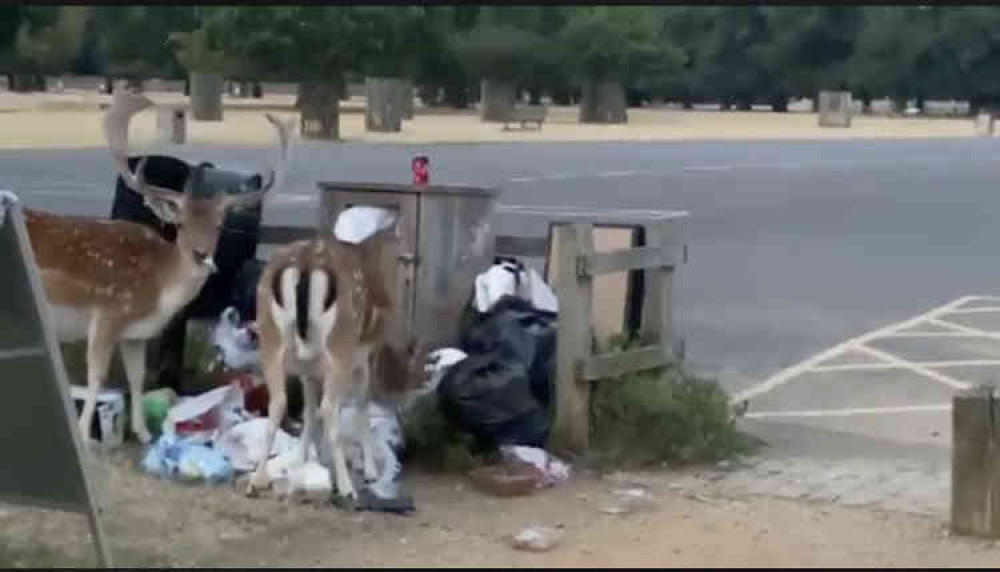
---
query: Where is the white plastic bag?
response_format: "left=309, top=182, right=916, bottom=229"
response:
left=211, top=306, right=260, bottom=371
left=473, top=259, right=558, bottom=314
left=216, top=417, right=299, bottom=473
left=340, top=401, right=403, bottom=499
left=162, top=383, right=250, bottom=444
left=499, top=445, right=571, bottom=488
left=333, top=206, right=398, bottom=244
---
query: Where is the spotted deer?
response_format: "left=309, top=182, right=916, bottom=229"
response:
left=19, top=90, right=293, bottom=445
left=247, top=225, right=405, bottom=501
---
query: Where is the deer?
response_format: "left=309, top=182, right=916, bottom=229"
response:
left=247, top=224, right=407, bottom=502
left=15, top=90, right=293, bottom=446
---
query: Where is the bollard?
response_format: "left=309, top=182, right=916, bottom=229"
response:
left=411, top=155, right=429, bottom=185
left=951, top=384, right=1000, bottom=538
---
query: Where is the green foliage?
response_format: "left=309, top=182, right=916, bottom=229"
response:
left=452, top=22, right=546, bottom=83
left=169, top=26, right=228, bottom=75
left=93, top=6, right=196, bottom=78
left=400, top=395, right=486, bottom=473
left=0, top=6, right=87, bottom=75
left=201, top=6, right=368, bottom=82
left=353, top=6, right=427, bottom=78
left=587, top=336, right=758, bottom=469
left=560, top=6, right=679, bottom=84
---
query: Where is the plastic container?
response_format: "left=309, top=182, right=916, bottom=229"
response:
left=143, top=388, right=177, bottom=437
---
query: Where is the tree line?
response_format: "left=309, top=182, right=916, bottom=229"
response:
left=3, top=6, right=1000, bottom=134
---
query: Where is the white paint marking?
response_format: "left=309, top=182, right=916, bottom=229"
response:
left=682, top=165, right=734, bottom=173
left=943, top=306, right=1000, bottom=315
left=596, top=170, right=639, bottom=178
left=927, top=318, right=1000, bottom=342
left=730, top=296, right=976, bottom=404
left=809, top=359, right=1000, bottom=373
left=852, top=343, right=971, bottom=390
left=886, top=331, right=1000, bottom=338
left=744, top=404, right=951, bottom=419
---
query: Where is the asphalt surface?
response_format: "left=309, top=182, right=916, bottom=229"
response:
left=5, top=136, right=1000, bottom=469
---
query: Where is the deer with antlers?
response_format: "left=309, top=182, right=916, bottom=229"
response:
left=17, top=91, right=292, bottom=445
left=246, top=222, right=410, bottom=501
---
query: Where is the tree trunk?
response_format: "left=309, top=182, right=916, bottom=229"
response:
left=769, top=95, right=789, bottom=112
left=551, top=87, right=573, bottom=106
left=442, top=81, right=469, bottom=109
left=480, top=78, right=517, bottom=122
left=528, top=86, right=543, bottom=105
left=579, top=79, right=627, bottom=124
left=365, top=76, right=404, bottom=133
left=916, top=94, right=926, bottom=113
left=8, top=73, right=46, bottom=93
left=299, top=80, right=340, bottom=140
left=125, top=77, right=144, bottom=92
left=252, top=82, right=263, bottom=98
left=401, top=79, right=414, bottom=120
left=811, top=97, right=819, bottom=113
left=190, top=72, right=224, bottom=122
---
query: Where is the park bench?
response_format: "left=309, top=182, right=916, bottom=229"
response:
left=502, top=105, right=548, bottom=131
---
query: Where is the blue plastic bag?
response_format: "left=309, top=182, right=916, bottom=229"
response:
left=142, top=433, right=233, bottom=485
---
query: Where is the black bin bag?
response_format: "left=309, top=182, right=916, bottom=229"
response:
left=437, top=295, right=558, bottom=450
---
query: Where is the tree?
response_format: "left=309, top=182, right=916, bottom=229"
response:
left=203, top=6, right=369, bottom=140
left=560, top=6, right=679, bottom=123
left=452, top=7, right=548, bottom=121
left=93, top=6, right=196, bottom=90
left=682, top=6, right=772, bottom=111
left=756, top=7, right=863, bottom=112
left=1, top=6, right=88, bottom=92
left=354, top=7, right=426, bottom=130
left=169, top=25, right=230, bottom=120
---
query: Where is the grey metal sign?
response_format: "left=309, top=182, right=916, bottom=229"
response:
left=0, top=192, right=112, bottom=567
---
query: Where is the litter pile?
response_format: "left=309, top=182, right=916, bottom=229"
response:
left=86, top=206, right=574, bottom=512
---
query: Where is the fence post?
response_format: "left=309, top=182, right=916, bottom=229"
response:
left=548, top=222, right=594, bottom=455
left=951, top=384, right=1000, bottom=537
left=640, top=221, right=679, bottom=358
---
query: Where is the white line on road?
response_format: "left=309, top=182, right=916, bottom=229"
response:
left=852, top=344, right=971, bottom=390
left=809, top=359, right=1000, bottom=372
left=744, top=404, right=951, bottom=419
left=943, top=306, right=1000, bottom=315
left=729, top=296, right=977, bottom=405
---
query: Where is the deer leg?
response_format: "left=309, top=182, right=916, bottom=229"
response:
left=321, top=359, right=355, bottom=501
left=247, top=357, right=287, bottom=497
left=78, top=317, right=117, bottom=447
left=297, top=375, right=318, bottom=465
left=119, top=339, right=151, bottom=444
left=354, top=350, right=378, bottom=484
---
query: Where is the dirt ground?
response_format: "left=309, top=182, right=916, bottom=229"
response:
left=0, top=90, right=984, bottom=150
left=2, top=444, right=1000, bottom=569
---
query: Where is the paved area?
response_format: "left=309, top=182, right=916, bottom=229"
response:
left=5, top=137, right=1000, bottom=514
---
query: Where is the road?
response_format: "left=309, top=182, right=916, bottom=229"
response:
left=4, top=136, right=1000, bottom=473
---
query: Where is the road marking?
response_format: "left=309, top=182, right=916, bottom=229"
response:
left=810, top=359, right=1000, bottom=372
left=852, top=344, right=971, bottom=390
left=943, top=306, right=1000, bottom=315
left=682, top=165, right=733, bottom=173
left=744, top=404, right=951, bottom=419
left=729, top=296, right=976, bottom=405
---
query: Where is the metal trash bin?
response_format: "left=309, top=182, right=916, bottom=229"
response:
left=109, top=155, right=266, bottom=392
left=318, top=182, right=501, bottom=350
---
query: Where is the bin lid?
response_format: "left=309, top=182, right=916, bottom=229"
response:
left=498, top=204, right=689, bottom=224
left=317, top=181, right=500, bottom=198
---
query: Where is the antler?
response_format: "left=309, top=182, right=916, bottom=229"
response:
left=225, top=113, right=295, bottom=210
left=102, top=90, right=187, bottom=220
